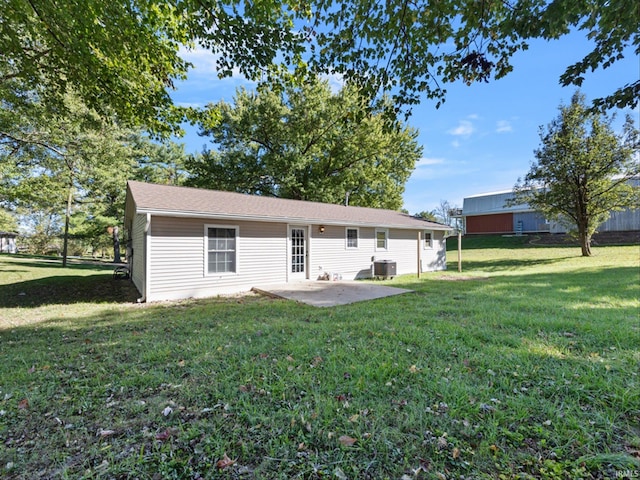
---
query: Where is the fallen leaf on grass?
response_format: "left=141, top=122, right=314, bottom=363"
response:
left=419, top=458, right=431, bottom=470
left=162, top=406, right=173, bottom=417
left=338, top=435, right=357, bottom=446
left=334, top=467, right=347, bottom=480
left=97, top=429, right=116, bottom=438
left=216, top=453, right=236, bottom=469
left=452, top=447, right=460, bottom=459
left=155, top=429, right=171, bottom=441
left=409, top=364, right=420, bottom=373
left=17, top=398, right=29, bottom=410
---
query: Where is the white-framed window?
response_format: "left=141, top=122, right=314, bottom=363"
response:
left=204, top=224, right=238, bottom=275
left=346, top=227, right=359, bottom=249
left=375, top=229, right=388, bottom=251
left=424, top=231, right=433, bottom=249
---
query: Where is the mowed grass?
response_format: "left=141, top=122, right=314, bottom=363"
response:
left=0, top=240, right=638, bottom=479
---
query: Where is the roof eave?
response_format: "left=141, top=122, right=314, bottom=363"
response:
left=134, top=207, right=450, bottom=230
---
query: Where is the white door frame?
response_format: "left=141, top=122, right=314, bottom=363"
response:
left=288, top=225, right=309, bottom=281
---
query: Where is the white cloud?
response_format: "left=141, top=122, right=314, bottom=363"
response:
left=409, top=157, right=459, bottom=181
left=179, top=46, right=220, bottom=74
left=179, top=45, right=253, bottom=84
left=415, top=157, right=444, bottom=167
left=447, top=120, right=475, bottom=137
left=321, top=72, right=345, bottom=93
left=496, top=120, right=513, bottom=133
left=451, top=140, right=461, bottom=148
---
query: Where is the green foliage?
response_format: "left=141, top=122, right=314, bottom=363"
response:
left=17, top=210, right=62, bottom=255
left=414, top=210, right=438, bottom=222
left=0, top=93, right=136, bottom=259
left=303, top=0, right=638, bottom=111
left=0, top=0, right=305, bottom=134
left=186, top=78, right=421, bottom=209
left=0, top=209, right=18, bottom=233
left=1, top=88, right=193, bottom=259
left=513, top=92, right=639, bottom=256
left=0, top=0, right=189, bottom=134
left=131, top=136, right=189, bottom=186
left=2, top=0, right=635, bottom=137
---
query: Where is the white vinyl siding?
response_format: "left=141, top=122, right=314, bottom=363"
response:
left=137, top=216, right=447, bottom=301
left=130, top=213, right=147, bottom=297
left=309, top=226, right=447, bottom=281
left=421, top=230, right=447, bottom=271
left=147, top=216, right=288, bottom=301
left=386, top=228, right=419, bottom=275
left=311, top=226, right=376, bottom=280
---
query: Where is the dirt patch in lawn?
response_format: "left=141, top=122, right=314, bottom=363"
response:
left=436, top=275, right=490, bottom=281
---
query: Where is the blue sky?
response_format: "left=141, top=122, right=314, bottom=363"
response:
left=171, top=30, right=638, bottom=215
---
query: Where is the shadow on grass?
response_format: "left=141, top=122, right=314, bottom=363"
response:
left=449, top=255, right=576, bottom=272
left=0, top=254, right=118, bottom=271
left=0, top=274, right=140, bottom=308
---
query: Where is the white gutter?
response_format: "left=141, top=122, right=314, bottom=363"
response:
left=134, top=208, right=451, bottom=231
left=137, top=212, right=151, bottom=303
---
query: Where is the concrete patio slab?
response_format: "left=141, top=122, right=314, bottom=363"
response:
left=252, top=281, right=413, bottom=307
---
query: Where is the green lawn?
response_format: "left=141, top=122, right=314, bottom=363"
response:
left=1, top=240, right=639, bottom=479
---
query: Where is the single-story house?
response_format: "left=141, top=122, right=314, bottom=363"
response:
left=454, top=183, right=640, bottom=235
left=0, top=231, right=18, bottom=254
left=124, top=181, right=450, bottom=302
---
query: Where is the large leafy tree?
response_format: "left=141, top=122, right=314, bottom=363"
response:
left=0, top=209, right=18, bottom=233
left=1, top=0, right=636, bottom=135
left=0, top=93, right=137, bottom=264
left=306, top=0, right=638, bottom=111
left=132, top=136, right=189, bottom=185
left=0, top=0, right=306, bottom=133
left=186, top=79, right=421, bottom=209
left=513, top=92, right=639, bottom=257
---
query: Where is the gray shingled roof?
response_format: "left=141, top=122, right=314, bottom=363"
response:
left=127, top=181, right=448, bottom=230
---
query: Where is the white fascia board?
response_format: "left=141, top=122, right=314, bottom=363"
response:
left=135, top=208, right=451, bottom=231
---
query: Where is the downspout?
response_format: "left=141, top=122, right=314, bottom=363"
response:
left=417, top=230, right=422, bottom=279
left=137, top=213, right=151, bottom=303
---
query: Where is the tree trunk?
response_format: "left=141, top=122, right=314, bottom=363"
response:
left=61, top=186, right=73, bottom=267
left=580, top=234, right=592, bottom=256
left=112, top=226, right=121, bottom=263
left=578, top=221, right=592, bottom=257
